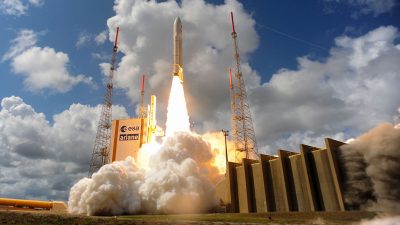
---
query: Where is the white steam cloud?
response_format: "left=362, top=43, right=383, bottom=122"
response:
left=359, top=215, right=400, bottom=225
left=68, top=132, right=220, bottom=215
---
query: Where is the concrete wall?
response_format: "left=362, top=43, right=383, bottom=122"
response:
left=251, top=155, right=277, bottom=212
left=217, top=138, right=346, bottom=213
left=325, top=138, right=346, bottom=211
left=311, top=149, right=342, bottom=211
left=288, top=153, right=314, bottom=211
left=236, top=159, right=257, bottom=213
left=269, top=158, right=290, bottom=212
left=225, top=162, right=240, bottom=212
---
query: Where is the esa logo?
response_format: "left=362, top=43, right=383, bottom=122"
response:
left=120, top=125, right=140, bottom=133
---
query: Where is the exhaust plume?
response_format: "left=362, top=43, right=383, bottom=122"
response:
left=68, top=133, right=220, bottom=215
left=68, top=157, right=143, bottom=215
left=338, top=123, right=400, bottom=212
left=165, top=76, right=190, bottom=136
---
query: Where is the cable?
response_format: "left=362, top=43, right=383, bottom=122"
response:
left=258, top=23, right=329, bottom=52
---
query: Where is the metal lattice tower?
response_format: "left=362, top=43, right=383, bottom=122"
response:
left=88, top=27, right=120, bottom=177
left=139, top=74, right=147, bottom=118
left=229, top=12, right=259, bottom=161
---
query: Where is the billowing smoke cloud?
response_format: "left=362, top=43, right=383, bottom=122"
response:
left=359, top=215, right=400, bottom=225
left=68, top=157, right=143, bottom=215
left=338, top=123, right=400, bottom=212
left=68, top=132, right=220, bottom=215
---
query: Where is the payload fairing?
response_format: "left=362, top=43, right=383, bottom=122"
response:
left=173, top=17, right=184, bottom=83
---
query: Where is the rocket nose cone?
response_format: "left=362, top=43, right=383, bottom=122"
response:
left=174, top=17, right=181, bottom=26
left=174, top=17, right=182, bottom=31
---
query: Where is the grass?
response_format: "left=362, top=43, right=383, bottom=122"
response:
left=0, top=210, right=377, bottom=225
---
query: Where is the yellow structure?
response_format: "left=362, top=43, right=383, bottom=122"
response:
left=109, top=118, right=148, bottom=162
left=109, top=95, right=160, bottom=162
left=0, top=198, right=67, bottom=213
left=147, top=95, right=157, bottom=143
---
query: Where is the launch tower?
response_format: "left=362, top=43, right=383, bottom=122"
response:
left=229, top=12, right=259, bottom=161
left=88, top=27, right=120, bottom=177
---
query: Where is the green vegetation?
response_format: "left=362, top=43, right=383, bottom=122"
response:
left=0, top=210, right=377, bottom=225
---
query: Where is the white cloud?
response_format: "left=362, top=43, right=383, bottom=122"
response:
left=0, top=0, right=27, bottom=16
left=99, top=62, right=111, bottom=77
left=91, top=52, right=109, bottom=61
left=324, top=0, right=398, bottom=17
left=3, top=29, right=94, bottom=93
left=0, top=0, right=43, bottom=16
left=2, top=29, right=38, bottom=62
left=76, top=30, right=109, bottom=47
left=11, top=46, right=94, bottom=93
left=95, top=30, right=108, bottom=45
left=251, top=25, right=400, bottom=152
left=76, top=31, right=92, bottom=48
left=0, top=96, right=129, bottom=200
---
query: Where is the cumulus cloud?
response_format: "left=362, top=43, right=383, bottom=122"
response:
left=2, top=29, right=38, bottom=62
left=324, top=0, right=398, bottom=17
left=11, top=46, right=94, bottom=93
left=251, top=25, right=400, bottom=152
left=0, top=96, right=129, bottom=200
left=3, top=29, right=95, bottom=93
left=0, top=0, right=43, bottom=16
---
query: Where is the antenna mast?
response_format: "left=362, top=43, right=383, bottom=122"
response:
left=139, top=74, right=147, bottom=118
left=229, top=12, right=259, bottom=161
left=88, top=27, right=120, bottom=177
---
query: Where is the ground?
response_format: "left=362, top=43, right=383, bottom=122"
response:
left=0, top=210, right=378, bottom=224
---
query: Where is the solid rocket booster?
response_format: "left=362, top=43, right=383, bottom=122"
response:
left=173, top=17, right=184, bottom=83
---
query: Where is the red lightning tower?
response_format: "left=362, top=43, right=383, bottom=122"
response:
left=88, top=27, right=120, bottom=177
left=229, top=12, right=259, bottom=161
left=139, top=74, right=147, bottom=118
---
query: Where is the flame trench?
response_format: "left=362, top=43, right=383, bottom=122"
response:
left=165, top=76, right=190, bottom=136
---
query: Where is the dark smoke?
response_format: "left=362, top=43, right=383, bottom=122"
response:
left=338, top=123, right=400, bottom=212
left=337, top=149, right=375, bottom=209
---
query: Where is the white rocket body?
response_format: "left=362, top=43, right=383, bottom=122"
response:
left=173, top=17, right=184, bottom=83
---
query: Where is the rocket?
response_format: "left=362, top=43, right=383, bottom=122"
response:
left=173, top=17, right=184, bottom=83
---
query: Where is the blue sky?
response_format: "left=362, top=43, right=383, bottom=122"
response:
left=0, top=0, right=399, bottom=200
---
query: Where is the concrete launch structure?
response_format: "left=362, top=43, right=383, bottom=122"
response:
left=173, top=17, right=184, bottom=83
left=216, top=138, right=348, bottom=213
